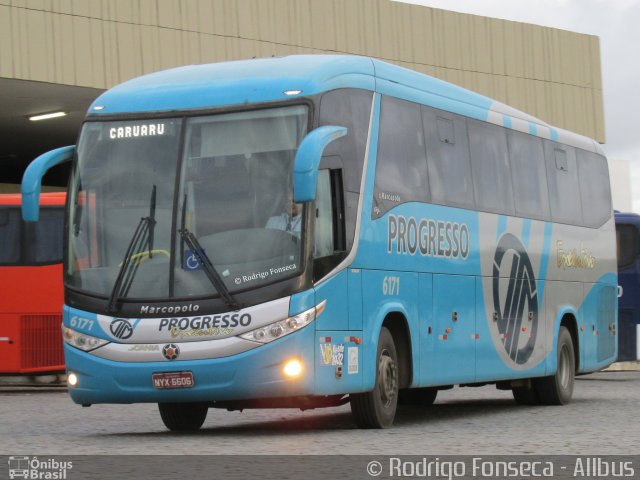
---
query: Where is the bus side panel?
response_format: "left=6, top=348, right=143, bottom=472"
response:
left=579, top=277, right=618, bottom=372
left=416, top=273, right=433, bottom=387
left=0, top=264, right=64, bottom=373
left=543, top=282, right=583, bottom=375
left=360, top=269, right=420, bottom=392
left=0, top=314, right=20, bottom=373
left=348, top=269, right=363, bottom=331
left=314, top=270, right=349, bottom=331
left=475, top=277, right=547, bottom=382
left=314, top=269, right=365, bottom=394
left=314, top=330, right=364, bottom=394
left=477, top=215, right=552, bottom=380
left=423, top=274, right=476, bottom=385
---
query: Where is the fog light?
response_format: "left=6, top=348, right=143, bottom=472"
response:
left=283, top=359, right=303, bottom=378
left=67, top=372, right=78, bottom=387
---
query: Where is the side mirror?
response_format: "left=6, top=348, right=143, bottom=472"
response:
left=293, top=126, right=347, bottom=203
left=21, top=145, right=75, bottom=221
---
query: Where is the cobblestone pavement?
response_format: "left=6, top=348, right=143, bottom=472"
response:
left=0, top=372, right=638, bottom=456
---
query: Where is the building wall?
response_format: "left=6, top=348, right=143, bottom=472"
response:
left=607, top=159, right=633, bottom=212
left=0, top=0, right=605, bottom=141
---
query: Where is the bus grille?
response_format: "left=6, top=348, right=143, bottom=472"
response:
left=20, top=314, right=64, bottom=370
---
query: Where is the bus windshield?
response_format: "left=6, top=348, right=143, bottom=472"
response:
left=67, top=105, right=308, bottom=301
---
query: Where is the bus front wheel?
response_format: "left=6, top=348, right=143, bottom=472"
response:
left=158, top=402, right=209, bottom=431
left=350, top=327, right=399, bottom=428
left=533, top=326, right=575, bottom=405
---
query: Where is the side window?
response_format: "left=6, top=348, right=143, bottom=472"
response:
left=468, top=120, right=514, bottom=215
left=26, top=207, right=65, bottom=264
left=544, top=142, right=583, bottom=225
left=314, top=169, right=346, bottom=281
left=616, top=224, right=638, bottom=270
left=315, top=170, right=335, bottom=259
left=373, top=96, right=429, bottom=218
left=508, top=131, right=550, bottom=220
left=578, top=150, right=612, bottom=228
left=0, top=207, right=22, bottom=265
left=319, top=89, right=373, bottom=249
left=423, top=107, right=475, bottom=209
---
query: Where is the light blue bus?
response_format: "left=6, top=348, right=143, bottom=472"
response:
left=22, top=55, right=617, bottom=429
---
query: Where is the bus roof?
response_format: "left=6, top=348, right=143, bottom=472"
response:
left=89, top=55, right=602, bottom=154
left=0, top=192, right=66, bottom=206
left=615, top=211, right=640, bottom=222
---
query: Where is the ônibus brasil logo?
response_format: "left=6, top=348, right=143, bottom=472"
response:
left=8, top=456, right=73, bottom=479
left=492, top=233, right=538, bottom=365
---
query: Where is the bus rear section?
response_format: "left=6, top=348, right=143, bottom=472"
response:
left=0, top=192, right=66, bottom=374
left=615, top=211, right=640, bottom=361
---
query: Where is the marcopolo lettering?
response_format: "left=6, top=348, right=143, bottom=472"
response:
left=387, top=214, right=469, bottom=259
left=109, top=123, right=166, bottom=140
left=158, top=313, right=252, bottom=332
left=140, top=304, right=199, bottom=315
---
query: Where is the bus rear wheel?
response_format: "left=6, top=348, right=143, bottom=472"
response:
left=512, top=382, right=539, bottom=405
left=350, top=327, right=399, bottom=428
left=158, top=402, right=209, bottom=431
left=533, top=326, right=575, bottom=405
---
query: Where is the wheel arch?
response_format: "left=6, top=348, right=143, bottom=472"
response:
left=381, top=312, right=413, bottom=389
left=560, top=313, right=580, bottom=373
left=547, top=308, right=580, bottom=374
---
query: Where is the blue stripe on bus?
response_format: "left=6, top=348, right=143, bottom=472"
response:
left=550, top=128, right=559, bottom=141
left=529, top=123, right=538, bottom=136
left=502, top=115, right=512, bottom=128
left=537, top=222, right=553, bottom=303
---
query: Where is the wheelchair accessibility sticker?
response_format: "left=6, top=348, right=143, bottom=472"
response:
left=183, top=249, right=204, bottom=271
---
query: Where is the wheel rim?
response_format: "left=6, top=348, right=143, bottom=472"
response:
left=558, top=344, right=572, bottom=389
left=378, top=349, right=398, bottom=408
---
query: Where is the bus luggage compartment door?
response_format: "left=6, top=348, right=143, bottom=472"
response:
left=425, top=274, right=476, bottom=385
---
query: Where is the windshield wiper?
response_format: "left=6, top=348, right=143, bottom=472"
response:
left=179, top=196, right=240, bottom=310
left=106, top=186, right=157, bottom=314
left=148, top=185, right=157, bottom=258
left=179, top=228, right=241, bottom=311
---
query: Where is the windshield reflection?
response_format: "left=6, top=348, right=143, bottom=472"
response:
left=173, top=106, right=307, bottom=297
left=66, top=106, right=308, bottom=302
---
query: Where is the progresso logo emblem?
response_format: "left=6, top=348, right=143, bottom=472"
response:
left=109, top=318, right=134, bottom=340
left=492, top=234, right=538, bottom=365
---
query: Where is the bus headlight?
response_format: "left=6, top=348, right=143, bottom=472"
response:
left=239, top=301, right=326, bottom=344
left=62, top=326, right=110, bottom=352
left=67, top=372, right=79, bottom=387
left=283, top=359, right=303, bottom=377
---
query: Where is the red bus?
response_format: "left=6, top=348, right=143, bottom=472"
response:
left=0, top=192, right=66, bottom=374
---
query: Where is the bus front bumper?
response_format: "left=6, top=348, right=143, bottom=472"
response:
left=63, top=325, right=316, bottom=405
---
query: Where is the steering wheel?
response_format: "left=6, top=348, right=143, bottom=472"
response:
left=119, top=249, right=171, bottom=267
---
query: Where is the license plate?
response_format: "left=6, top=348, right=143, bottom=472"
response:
left=152, top=371, right=194, bottom=389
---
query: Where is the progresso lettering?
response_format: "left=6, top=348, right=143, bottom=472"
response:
left=387, top=214, right=469, bottom=259
left=158, top=314, right=252, bottom=332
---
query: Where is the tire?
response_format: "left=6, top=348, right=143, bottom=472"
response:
left=350, top=327, right=399, bottom=428
left=158, top=402, right=209, bottom=431
left=512, top=383, right=539, bottom=405
left=533, top=326, right=575, bottom=405
left=399, top=387, right=438, bottom=406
